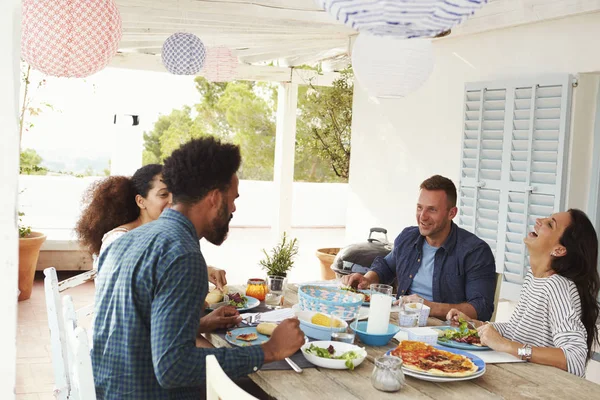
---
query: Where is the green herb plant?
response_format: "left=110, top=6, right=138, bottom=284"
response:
left=259, top=232, right=299, bottom=278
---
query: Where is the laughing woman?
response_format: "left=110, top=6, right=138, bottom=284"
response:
left=448, top=209, right=600, bottom=377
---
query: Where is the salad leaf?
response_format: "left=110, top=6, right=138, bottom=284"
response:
left=228, top=293, right=248, bottom=308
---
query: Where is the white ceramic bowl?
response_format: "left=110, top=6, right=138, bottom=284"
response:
left=301, top=340, right=367, bottom=370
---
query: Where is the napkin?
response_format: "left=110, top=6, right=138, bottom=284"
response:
left=259, top=308, right=296, bottom=322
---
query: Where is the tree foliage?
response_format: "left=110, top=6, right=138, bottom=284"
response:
left=142, top=70, right=354, bottom=182
left=20, top=148, right=47, bottom=175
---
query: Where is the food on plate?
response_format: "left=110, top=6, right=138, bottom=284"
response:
left=205, top=285, right=229, bottom=304
left=341, top=286, right=371, bottom=302
left=311, top=313, right=343, bottom=328
left=303, top=344, right=363, bottom=370
left=228, top=292, right=249, bottom=308
left=437, top=318, right=483, bottom=346
left=390, top=340, right=478, bottom=377
left=256, top=322, right=278, bottom=336
left=236, top=333, right=258, bottom=342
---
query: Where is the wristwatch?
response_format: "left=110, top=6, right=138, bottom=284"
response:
left=517, top=344, right=532, bottom=361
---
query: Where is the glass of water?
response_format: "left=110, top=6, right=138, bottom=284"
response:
left=330, top=310, right=357, bottom=343
left=398, top=297, right=423, bottom=328
left=265, top=276, right=286, bottom=309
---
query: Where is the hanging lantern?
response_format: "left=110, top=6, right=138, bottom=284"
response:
left=202, top=47, right=238, bottom=82
left=162, top=33, right=206, bottom=75
left=21, top=0, right=122, bottom=78
left=317, top=0, right=487, bottom=38
left=352, top=34, right=434, bottom=98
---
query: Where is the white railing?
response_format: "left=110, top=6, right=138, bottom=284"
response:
left=19, top=175, right=348, bottom=238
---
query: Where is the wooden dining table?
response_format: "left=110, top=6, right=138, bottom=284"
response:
left=204, top=284, right=600, bottom=399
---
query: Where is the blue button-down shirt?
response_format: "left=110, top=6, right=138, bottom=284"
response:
left=370, top=222, right=496, bottom=321
left=92, top=208, right=264, bottom=399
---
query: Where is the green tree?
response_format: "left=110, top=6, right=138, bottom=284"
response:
left=296, top=69, right=353, bottom=181
left=19, top=148, right=47, bottom=175
left=142, top=71, right=353, bottom=182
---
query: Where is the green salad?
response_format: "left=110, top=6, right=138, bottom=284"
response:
left=228, top=293, right=248, bottom=308
left=438, top=318, right=482, bottom=346
left=304, top=344, right=362, bottom=370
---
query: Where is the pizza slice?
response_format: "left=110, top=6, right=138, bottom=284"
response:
left=236, top=333, right=258, bottom=342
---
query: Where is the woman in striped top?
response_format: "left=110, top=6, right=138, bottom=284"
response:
left=448, top=209, right=599, bottom=377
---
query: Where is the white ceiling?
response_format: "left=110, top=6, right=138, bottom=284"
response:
left=112, top=0, right=600, bottom=80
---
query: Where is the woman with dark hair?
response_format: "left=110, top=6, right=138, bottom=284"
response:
left=75, top=164, right=227, bottom=289
left=448, top=209, right=599, bottom=377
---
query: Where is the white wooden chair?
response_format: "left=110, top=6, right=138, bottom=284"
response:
left=490, top=272, right=503, bottom=322
left=206, top=355, right=258, bottom=400
left=44, top=267, right=96, bottom=400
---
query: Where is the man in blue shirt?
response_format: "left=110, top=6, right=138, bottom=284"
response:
left=92, top=137, right=305, bottom=399
left=343, top=175, right=496, bottom=321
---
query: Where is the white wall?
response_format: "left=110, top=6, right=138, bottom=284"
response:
left=18, top=176, right=348, bottom=239
left=346, top=12, right=600, bottom=244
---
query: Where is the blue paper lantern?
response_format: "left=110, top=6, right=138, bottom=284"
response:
left=317, top=0, right=487, bottom=38
left=161, top=32, right=206, bottom=75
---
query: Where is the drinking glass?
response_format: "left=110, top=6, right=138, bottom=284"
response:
left=265, top=276, right=286, bottom=309
left=330, top=310, right=357, bottom=344
left=398, top=296, right=423, bottom=328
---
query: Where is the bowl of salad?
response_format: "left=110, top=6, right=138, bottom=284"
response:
left=301, top=341, right=367, bottom=370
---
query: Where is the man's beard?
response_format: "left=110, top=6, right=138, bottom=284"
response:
left=205, top=200, right=232, bottom=246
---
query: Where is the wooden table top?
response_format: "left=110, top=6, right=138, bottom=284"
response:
left=204, top=284, right=599, bottom=400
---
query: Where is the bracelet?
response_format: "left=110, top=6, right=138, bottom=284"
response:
left=517, top=344, right=532, bottom=361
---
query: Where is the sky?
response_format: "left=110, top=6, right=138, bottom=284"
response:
left=20, top=66, right=200, bottom=170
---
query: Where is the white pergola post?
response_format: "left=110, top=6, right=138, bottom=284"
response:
left=272, top=82, right=298, bottom=242
left=0, top=0, right=21, bottom=397
left=111, top=114, right=143, bottom=176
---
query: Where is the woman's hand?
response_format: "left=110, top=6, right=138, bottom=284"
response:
left=207, top=266, right=227, bottom=291
left=477, top=323, right=511, bottom=352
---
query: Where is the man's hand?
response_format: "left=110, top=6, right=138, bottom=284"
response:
left=341, top=273, right=373, bottom=289
left=261, top=319, right=305, bottom=363
left=207, top=266, right=227, bottom=291
left=198, top=306, right=240, bottom=333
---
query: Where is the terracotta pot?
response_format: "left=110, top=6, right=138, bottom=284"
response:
left=18, top=232, right=46, bottom=301
left=315, top=247, right=340, bottom=280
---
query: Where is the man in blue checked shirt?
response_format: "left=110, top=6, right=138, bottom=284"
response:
left=343, top=175, right=497, bottom=322
left=92, top=137, right=304, bottom=399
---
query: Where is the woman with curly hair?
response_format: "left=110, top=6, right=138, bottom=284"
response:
left=75, top=164, right=227, bottom=289
left=448, top=208, right=599, bottom=377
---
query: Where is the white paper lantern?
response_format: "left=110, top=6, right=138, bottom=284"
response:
left=162, top=33, right=206, bottom=75
left=202, top=47, right=238, bottom=82
left=317, top=0, right=487, bottom=38
left=352, top=34, right=434, bottom=98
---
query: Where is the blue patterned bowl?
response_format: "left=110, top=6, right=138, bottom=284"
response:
left=298, top=285, right=363, bottom=318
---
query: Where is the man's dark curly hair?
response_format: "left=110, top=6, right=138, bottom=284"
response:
left=75, top=164, right=163, bottom=255
left=162, top=136, right=241, bottom=205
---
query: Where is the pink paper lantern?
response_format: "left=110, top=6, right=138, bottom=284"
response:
left=21, top=0, right=122, bottom=78
left=202, top=47, right=238, bottom=82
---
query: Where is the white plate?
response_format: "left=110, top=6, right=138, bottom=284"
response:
left=301, top=340, right=367, bottom=370
left=402, top=366, right=486, bottom=382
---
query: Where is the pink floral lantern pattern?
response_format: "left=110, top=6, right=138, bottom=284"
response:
left=21, top=0, right=122, bottom=78
left=162, top=33, right=207, bottom=75
left=202, top=47, right=238, bottom=82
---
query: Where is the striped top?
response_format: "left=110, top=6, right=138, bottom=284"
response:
left=492, top=271, right=588, bottom=377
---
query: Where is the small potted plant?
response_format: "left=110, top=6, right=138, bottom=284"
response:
left=18, top=212, right=46, bottom=301
left=260, top=232, right=298, bottom=296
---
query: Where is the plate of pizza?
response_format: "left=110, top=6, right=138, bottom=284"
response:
left=225, top=327, right=270, bottom=347
left=387, top=340, right=485, bottom=382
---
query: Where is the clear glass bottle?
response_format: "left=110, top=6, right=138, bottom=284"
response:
left=371, top=355, right=405, bottom=392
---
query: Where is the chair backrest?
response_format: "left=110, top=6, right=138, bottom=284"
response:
left=490, top=272, right=503, bottom=322
left=63, top=295, right=96, bottom=400
left=44, top=267, right=96, bottom=400
left=206, top=355, right=258, bottom=400
left=44, top=267, right=70, bottom=400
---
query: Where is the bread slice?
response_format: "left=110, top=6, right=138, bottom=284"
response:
left=236, top=333, right=258, bottom=342
left=256, top=322, right=277, bottom=336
